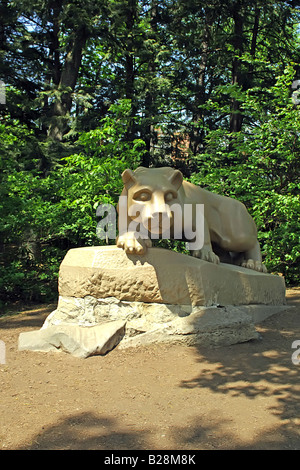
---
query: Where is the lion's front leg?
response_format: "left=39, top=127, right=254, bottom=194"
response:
left=116, top=231, right=152, bottom=255
left=189, top=219, right=220, bottom=264
left=191, top=244, right=220, bottom=264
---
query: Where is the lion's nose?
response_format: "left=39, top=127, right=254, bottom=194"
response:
left=151, top=210, right=171, bottom=221
left=151, top=201, right=172, bottom=218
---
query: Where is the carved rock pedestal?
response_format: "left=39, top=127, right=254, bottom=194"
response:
left=19, top=246, right=288, bottom=357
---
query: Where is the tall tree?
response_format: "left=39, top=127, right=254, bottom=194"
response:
left=47, top=22, right=89, bottom=141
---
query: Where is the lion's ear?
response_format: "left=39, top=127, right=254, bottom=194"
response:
left=169, top=169, right=183, bottom=190
left=121, top=169, right=137, bottom=189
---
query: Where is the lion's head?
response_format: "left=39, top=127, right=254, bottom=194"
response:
left=121, top=167, right=183, bottom=235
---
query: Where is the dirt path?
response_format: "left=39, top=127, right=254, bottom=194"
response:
left=0, top=288, right=300, bottom=450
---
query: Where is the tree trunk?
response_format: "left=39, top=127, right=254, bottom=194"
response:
left=124, top=0, right=138, bottom=144
left=249, top=6, right=260, bottom=75
left=50, top=0, right=62, bottom=87
left=48, top=25, right=88, bottom=141
left=42, top=1, right=62, bottom=136
left=230, top=2, right=244, bottom=133
left=143, top=0, right=158, bottom=167
left=190, top=13, right=211, bottom=155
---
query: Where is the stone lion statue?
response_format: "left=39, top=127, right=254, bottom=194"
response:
left=116, top=166, right=266, bottom=272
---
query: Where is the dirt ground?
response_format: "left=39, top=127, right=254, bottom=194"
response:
left=0, top=288, right=300, bottom=451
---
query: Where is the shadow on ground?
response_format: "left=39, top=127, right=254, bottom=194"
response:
left=17, top=412, right=149, bottom=450
left=0, top=304, right=54, bottom=330
left=177, top=290, right=300, bottom=449
left=2, top=290, right=300, bottom=450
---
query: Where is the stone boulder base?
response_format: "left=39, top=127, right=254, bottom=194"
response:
left=58, top=246, right=286, bottom=306
left=18, top=246, right=288, bottom=357
left=43, top=295, right=288, bottom=350
left=18, top=321, right=126, bottom=358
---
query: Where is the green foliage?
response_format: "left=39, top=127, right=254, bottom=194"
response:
left=191, top=67, right=300, bottom=284
left=0, top=100, right=145, bottom=304
left=48, top=100, right=145, bottom=246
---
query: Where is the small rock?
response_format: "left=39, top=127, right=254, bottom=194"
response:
left=18, top=321, right=126, bottom=359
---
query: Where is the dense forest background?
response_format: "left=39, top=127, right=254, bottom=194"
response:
left=0, top=0, right=300, bottom=306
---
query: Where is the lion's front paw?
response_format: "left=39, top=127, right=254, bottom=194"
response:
left=117, top=232, right=152, bottom=255
left=192, top=246, right=220, bottom=264
left=241, top=259, right=267, bottom=273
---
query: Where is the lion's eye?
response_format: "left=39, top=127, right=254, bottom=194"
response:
left=165, top=192, right=175, bottom=202
left=135, top=192, right=151, bottom=201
